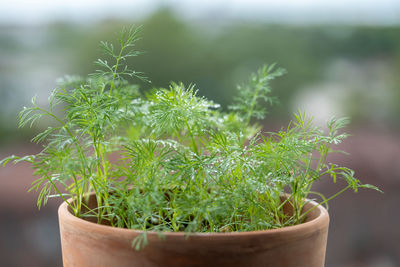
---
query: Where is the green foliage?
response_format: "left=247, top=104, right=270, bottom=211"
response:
left=93, top=26, right=150, bottom=86
left=229, top=63, right=286, bottom=124
left=1, top=26, right=380, bottom=247
left=148, top=82, right=218, bottom=139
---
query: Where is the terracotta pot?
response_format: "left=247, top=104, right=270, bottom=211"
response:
left=58, top=197, right=329, bottom=267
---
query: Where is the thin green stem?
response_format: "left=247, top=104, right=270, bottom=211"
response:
left=46, top=176, right=76, bottom=213
left=185, top=120, right=199, bottom=155
left=299, top=185, right=351, bottom=221
left=109, top=45, right=125, bottom=96
left=245, top=82, right=262, bottom=126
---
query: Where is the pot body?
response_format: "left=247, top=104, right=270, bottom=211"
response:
left=58, top=198, right=329, bottom=267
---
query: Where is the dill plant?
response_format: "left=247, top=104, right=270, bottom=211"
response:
left=1, top=27, right=380, bottom=246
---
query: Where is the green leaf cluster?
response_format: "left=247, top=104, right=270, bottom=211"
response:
left=0, top=27, right=380, bottom=247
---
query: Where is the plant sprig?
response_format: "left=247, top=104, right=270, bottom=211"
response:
left=229, top=63, right=286, bottom=125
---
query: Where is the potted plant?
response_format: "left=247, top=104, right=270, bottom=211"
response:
left=1, top=27, right=379, bottom=267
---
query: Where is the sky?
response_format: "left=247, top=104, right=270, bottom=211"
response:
left=1, top=0, right=400, bottom=25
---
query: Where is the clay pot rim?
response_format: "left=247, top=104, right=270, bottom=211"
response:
left=58, top=195, right=329, bottom=239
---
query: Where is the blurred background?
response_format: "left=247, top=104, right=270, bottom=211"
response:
left=0, top=0, right=399, bottom=266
